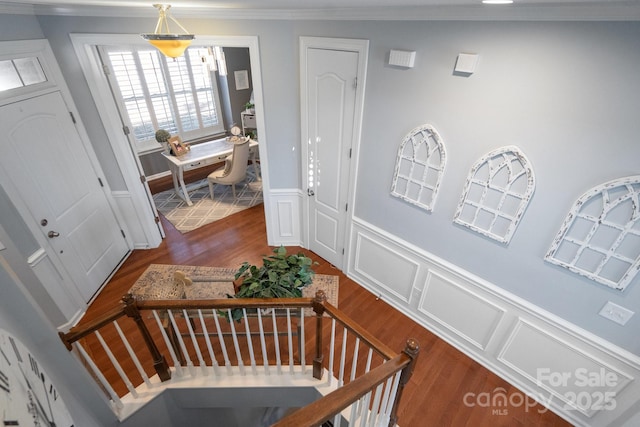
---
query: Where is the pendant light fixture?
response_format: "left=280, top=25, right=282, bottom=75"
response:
left=142, top=4, right=194, bottom=58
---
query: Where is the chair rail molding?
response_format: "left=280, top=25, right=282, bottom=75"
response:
left=347, top=215, right=640, bottom=427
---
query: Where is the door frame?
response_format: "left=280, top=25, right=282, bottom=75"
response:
left=70, top=34, right=274, bottom=247
left=0, top=39, right=133, bottom=324
left=299, top=36, right=369, bottom=269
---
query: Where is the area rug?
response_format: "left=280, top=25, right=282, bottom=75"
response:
left=129, top=264, right=339, bottom=316
left=153, top=168, right=262, bottom=233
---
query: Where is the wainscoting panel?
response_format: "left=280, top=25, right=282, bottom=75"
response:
left=419, top=270, right=506, bottom=351
left=347, top=218, right=640, bottom=427
left=353, top=232, right=420, bottom=303
left=498, top=319, right=633, bottom=418
left=267, top=189, right=303, bottom=246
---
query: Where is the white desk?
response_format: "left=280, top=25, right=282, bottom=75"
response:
left=162, top=138, right=259, bottom=206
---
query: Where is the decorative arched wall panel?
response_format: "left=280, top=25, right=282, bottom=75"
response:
left=453, top=146, right=535, bottom=244
left=391, top=124, right=446, bottom=212
left=545, top=176, right=640, bottom=291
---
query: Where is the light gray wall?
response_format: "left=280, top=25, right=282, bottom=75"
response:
left=225, top=47, right=253, bottom=127
left=0, top=226, right=117, bottom=427
left=346, top=20, right=640, bottom=354
left=2, top=14, right=638, bottom=356
left=0, top=13, right=43, bottom=40
left=120, top=387, right=319, bottom=427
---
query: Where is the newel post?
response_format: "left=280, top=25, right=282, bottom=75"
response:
left=122, top=294, right=172, bottom=382
left=312, top=290, right=327, bottom=380
left=389, top=338, right=420, bottom=427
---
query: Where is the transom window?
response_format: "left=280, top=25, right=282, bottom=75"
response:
left=99, top=46, right=225, bottom=153
left=0, top=56, right=47, bottom=92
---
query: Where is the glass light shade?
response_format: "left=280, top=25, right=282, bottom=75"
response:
left=143, top=35, right=194, bottom=58
left=142, top=4, right=194, bottom=58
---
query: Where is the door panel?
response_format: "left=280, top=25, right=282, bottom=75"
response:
left=305, top=48, right=359, bottom=268
left=0, top=91, right=129, bottom=302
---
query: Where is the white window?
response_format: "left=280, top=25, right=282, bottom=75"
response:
left=545, top=176, right=640, bottom=291
left=390, top=124, right=447, bottom=212
left=0, top=56, right=47, bottom=92
left=453, top=146, right=535, bottom=244
left=100, top=46, right=225, bottom=153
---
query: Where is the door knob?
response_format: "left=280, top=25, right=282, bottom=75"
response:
left=48, top=231, right=60, bottom=238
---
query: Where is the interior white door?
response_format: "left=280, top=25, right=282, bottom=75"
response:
left=304, top=48, right=359, bottom=268
left=0, top=91, right=130, bottom=302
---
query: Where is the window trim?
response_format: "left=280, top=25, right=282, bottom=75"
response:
left=98, top=44, right=225, bottom=154
left=70, top=33, right=272, bottom=248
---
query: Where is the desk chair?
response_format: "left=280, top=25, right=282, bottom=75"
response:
left=207, top=140, right=250, bottom=200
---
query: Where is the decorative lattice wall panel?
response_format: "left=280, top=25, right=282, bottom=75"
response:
left=390, top=124, right=446, bottom=212
left=545, top=176, right=640, bottom=291
left=453, top=146, right=535, bottom=244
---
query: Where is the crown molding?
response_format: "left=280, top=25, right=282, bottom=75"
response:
left=1, top=2, right=639, bottom=21
left=0, top=2, right=35, bottom=15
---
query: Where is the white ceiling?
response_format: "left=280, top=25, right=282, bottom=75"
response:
left=1, top=0, right=639, bottom=20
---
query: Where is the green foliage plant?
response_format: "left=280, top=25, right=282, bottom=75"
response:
left=235, top=246, right=316, bottom=298
left=155, top=129, right=171, bottom=143
left=225, top=246, right=317, bottom=321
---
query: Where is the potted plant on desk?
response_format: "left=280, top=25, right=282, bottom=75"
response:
left=155, top=129, right=172, bottom=153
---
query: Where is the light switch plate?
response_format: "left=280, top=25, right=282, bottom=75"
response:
left=599, top=301, right=634, bottom=326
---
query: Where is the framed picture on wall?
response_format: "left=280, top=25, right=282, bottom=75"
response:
left=234, top=70, right=249, bottom=90
left=168, top=136, right=189, bottom=156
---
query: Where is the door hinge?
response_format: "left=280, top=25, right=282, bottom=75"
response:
left=349, top=148, right=352, bottom=158
left=123, top=125, right=130, bottom=135
left=69, top=111, right=76, bottom=124
left=154, top=216, right=160, bottom=224
left=345, top=203, right=348, bottom=212
left=120, top=229, right=126, bottom=238
left=102, top=64, right=110, bottom=76
left=353, top=77, right=357, bottom=89
left=140, top=175, right=147, bottom=183
left=98, top=177, right=104, bottom=187
left=342, top=248, right=345, bottom=255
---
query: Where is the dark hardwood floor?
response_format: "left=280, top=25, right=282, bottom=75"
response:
left=84, top=203, right=571, bottom=427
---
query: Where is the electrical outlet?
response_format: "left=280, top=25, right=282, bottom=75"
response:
left=599, top=301, right=634, bottom=326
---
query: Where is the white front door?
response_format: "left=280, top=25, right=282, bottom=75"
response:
left=302, top=42, right=363, bottom=269
left=0, top=91, right=130, bottom=302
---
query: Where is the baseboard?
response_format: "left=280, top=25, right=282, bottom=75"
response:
left=347, top=217, right=640, bottom=427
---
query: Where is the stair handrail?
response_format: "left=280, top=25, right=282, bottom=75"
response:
left=272, top=338, right=419, bottom=427
left=60, top=291, right=419, bottom=426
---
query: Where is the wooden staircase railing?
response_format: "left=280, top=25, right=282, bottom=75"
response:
left=60, top=291, right=419, bottom=426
